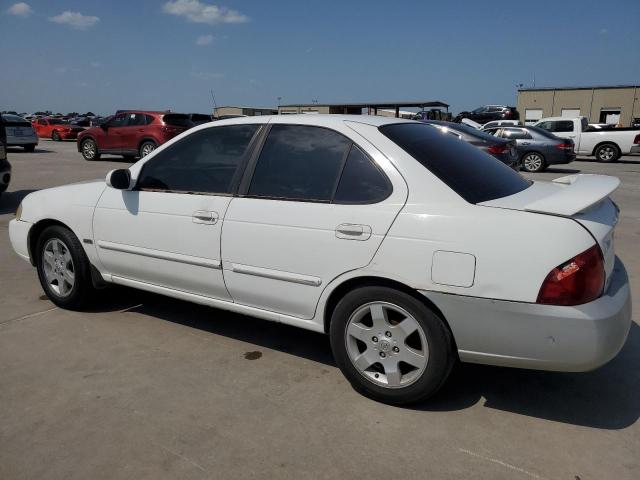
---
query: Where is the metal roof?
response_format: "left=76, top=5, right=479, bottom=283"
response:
left=518, top=84, right=640, bottom=92
left=280, top=100, right=449, bottom=108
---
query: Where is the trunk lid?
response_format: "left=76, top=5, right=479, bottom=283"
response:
left=480, top=174, right=620, bottom=286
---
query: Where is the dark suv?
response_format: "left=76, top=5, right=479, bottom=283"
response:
left=77, top=111, right=192, bottom=161
left=0, top=114, right=11, bottom=199
left=455, top=105, right=519, bottom=125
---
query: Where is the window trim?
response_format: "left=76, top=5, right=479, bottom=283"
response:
left=237, top=123, right=393, bottom=205
left=135, top=124, right=264, bottom=196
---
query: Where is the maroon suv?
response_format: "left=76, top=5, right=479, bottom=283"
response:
left=77, top=111, right=192, bottom=161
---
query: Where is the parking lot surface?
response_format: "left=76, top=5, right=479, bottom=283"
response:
left=1, top=140, right=639, bottom=479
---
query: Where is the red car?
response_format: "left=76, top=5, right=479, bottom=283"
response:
left=77, top=111, right=192, bottom=161
left=34, top=117, right=85, bottom=141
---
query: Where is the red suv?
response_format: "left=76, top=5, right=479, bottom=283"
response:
left=77, top=111, right=192, bottom=161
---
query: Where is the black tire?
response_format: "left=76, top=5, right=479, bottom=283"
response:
left=123, top=155, right=136, bottom=162
left=139, top=141, right=157, bottom=158
left=52, top=130, right=61, bottom=142
left=35, top=225, right=96, bottom=310
left=521, top=152, right=547, bottom=173
left=81, top=138, right=100, bottom=161
left=330, top=286, right=455, bottom=405
left=594, top=143, right=620, bottom=162
left=24, top=144, right=36, bottom=152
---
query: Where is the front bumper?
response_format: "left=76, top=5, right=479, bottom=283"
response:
left=9, top=219, right=32, bottom=263
left=58, top=131, right=82, bottom=140
left=421, top=257, right=632, bottom=372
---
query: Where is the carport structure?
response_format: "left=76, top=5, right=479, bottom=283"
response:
left=279, top=100, right=449, bottom=118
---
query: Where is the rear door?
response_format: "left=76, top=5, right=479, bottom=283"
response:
left=221, top=123, right=406, bottom=319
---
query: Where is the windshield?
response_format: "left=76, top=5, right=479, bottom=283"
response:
left=379, top=123, right=530, bottom=204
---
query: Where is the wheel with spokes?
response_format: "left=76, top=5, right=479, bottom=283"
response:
left=36, top=225, right=96, bottom=310
left=330, top=286, right=455, bottom=404
left=139, top=141, right=157, bottom=158
left=595, top=143, right=620, bottom=162
left=81, top=138, right=100, bottom=161
left=521, top=152, right=546, bottom=173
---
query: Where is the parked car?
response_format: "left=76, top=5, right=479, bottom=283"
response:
left=189, top=113, right=213, bottom=126
left=455, top=105, right=519, bottom=124
left=1, top=114, right=38, bottom=152
left=422, top=120, right=519, bottom=169
left=483, top=125, right=575, bottom=173
left=482, top=120, right=521, bottom=130
left=77, top=111, right=192, bottom=161
left=535, top=116, right=640, bottom=162
left=0, top=115, right=11, bottom=198
left=33, top=117, right=84, bottom=141
left=10, top=115, right=631, bottom=404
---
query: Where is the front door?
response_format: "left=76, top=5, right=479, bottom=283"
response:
left=221, top=123, right=406, bottom=319
left=101, top=113, right=129, bottom=150
left=93, top=123, right=262, bottom=299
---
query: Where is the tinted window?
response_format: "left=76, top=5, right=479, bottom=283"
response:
left=537, top=120, right=574, bottom=133
left=502, top=128, right=531, bottom=140
left=145, top=115, right=154, bottom=125
left=127, top=113, right=147, bottom=126
left=108, top=114, right=128, bottom=127
left=334, top=145, right=392, bottom=204
left=138, top=125, right=259, bottom=194
left=380, top=123, right=530, bottom=204
left=248, top=125, right=350, bottom=201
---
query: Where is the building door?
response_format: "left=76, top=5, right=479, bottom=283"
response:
left=599, top=109, right=621, bottom=125
left=561, top=108, right=580, bottom=118
left=524, top=109, right=543, bottom=125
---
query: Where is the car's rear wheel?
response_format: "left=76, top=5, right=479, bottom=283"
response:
left=595, top=143, right=620, bottom=162
left=35, top=225, right=96, bottom=310
left=81, top=138, right=100, bottom=161
left=139, top=141, right=157, bottom=158
left=330, top=286, right=455, bottom=405
left=23, top=144, right=36, bottom=152
left=52, top=130, right=61, bottom=141
left=521, top=152, right=546, bottom=173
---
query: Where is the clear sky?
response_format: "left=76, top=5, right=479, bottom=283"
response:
left=1, top=0, right=638, bottom=115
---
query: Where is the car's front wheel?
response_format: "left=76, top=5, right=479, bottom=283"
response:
left=330, top=286, right=455, bottom=405
left=36, top=225, right=96, bottom=310
left=81, top=138, right=100, bottom=161
left=521, top=152, right=546, bottom=173
left=52, top=130, right=61, bottom=141
left=139, top=141, right=157, bottom=158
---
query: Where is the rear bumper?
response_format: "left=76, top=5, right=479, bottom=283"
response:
left=547, top=152, right=576, bottom=165
left=9, top=219, right=32, bottom=263
left=630, top=145, right=640, bottom=154
left=421, top=257, right=631, bottom=372
left=7, top=136, right=38, bottom=146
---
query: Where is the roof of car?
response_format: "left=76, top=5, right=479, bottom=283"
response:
left=211, top=114, right=416, bottom=128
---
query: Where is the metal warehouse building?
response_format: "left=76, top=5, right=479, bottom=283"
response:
left=517, top=85, right=640, bottom=126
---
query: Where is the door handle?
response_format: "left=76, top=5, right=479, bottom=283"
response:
left=336, top=223, right=372, bottom=241
left=192, top=211, right=218, bottom=224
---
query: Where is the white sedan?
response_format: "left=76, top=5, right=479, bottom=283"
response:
left=9, top=115, right=631, bottom=404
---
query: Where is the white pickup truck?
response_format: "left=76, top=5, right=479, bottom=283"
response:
left=534, top=116, right=640, bottom=162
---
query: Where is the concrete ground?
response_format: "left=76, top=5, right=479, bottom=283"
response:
left=1, top=139, right=639, bottom=480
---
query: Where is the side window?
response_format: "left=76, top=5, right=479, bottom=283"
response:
left=109, top=114, right=128, bottom=128
left=137, top=124, right=260, bottom=194
left=502, top=128, right=532, bottom=140
left=128, top=113, right=147, bottom=126
left=536, top=121, right=552, bottom=132
left=334, top=145, right=391, bottom=204
left=552, top=121, right=574, bottom=133
left=248, top=125, right=351, bottom=202
left=145, top=115, right=155, bottom=125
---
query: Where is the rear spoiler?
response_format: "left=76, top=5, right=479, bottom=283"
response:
left=525, top=174, right=620, bottom=216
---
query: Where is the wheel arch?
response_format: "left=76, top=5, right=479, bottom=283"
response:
left=27, top=219, right=74, bottom=265
left=322, top=275, right=458, bottom=353
left=137, top=137, right=158, bottom=151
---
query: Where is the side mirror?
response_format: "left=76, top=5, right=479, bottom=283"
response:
left=100, top=123, right=109, bottom=130
left=106, top=169, right=132, bottom=190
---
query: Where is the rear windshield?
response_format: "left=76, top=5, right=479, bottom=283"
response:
left=1, top=115, right=31, bottom=127
left=443, top=122, right=506, bottom=142
left=526, top=125, right=557, bottom=139
left=380, top=123, right=530, bottom=204
left=162, top=114, right=192, bottom=127
left=190, top=114, right=212, bottom=123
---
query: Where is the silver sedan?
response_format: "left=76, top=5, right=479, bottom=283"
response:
left=1, top=114, right=38, bottom=152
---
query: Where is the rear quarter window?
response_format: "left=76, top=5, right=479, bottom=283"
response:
left=380, top=123, right=530, bottom=204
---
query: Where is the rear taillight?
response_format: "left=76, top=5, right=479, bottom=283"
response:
left=537, top=244, right=605, bottom=306
left=504, top=110, right=512, bottom=118
left=633, top=134, right=640, bottom=145
left=487, top=144, right=508, bottom=154
left=555, top=143, right=574, bottom=150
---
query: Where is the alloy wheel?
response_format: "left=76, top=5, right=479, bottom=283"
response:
left=82, top=140, right=96, bottom=159
left=523, top=153, right=543, bottom=172
left=42, top=238, right=75, bottom=297
left=345, top=302, right=429, bottom=388
left=141, top=143, right=156, bottom=157
left=599, top=146, right=615, bottom=161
